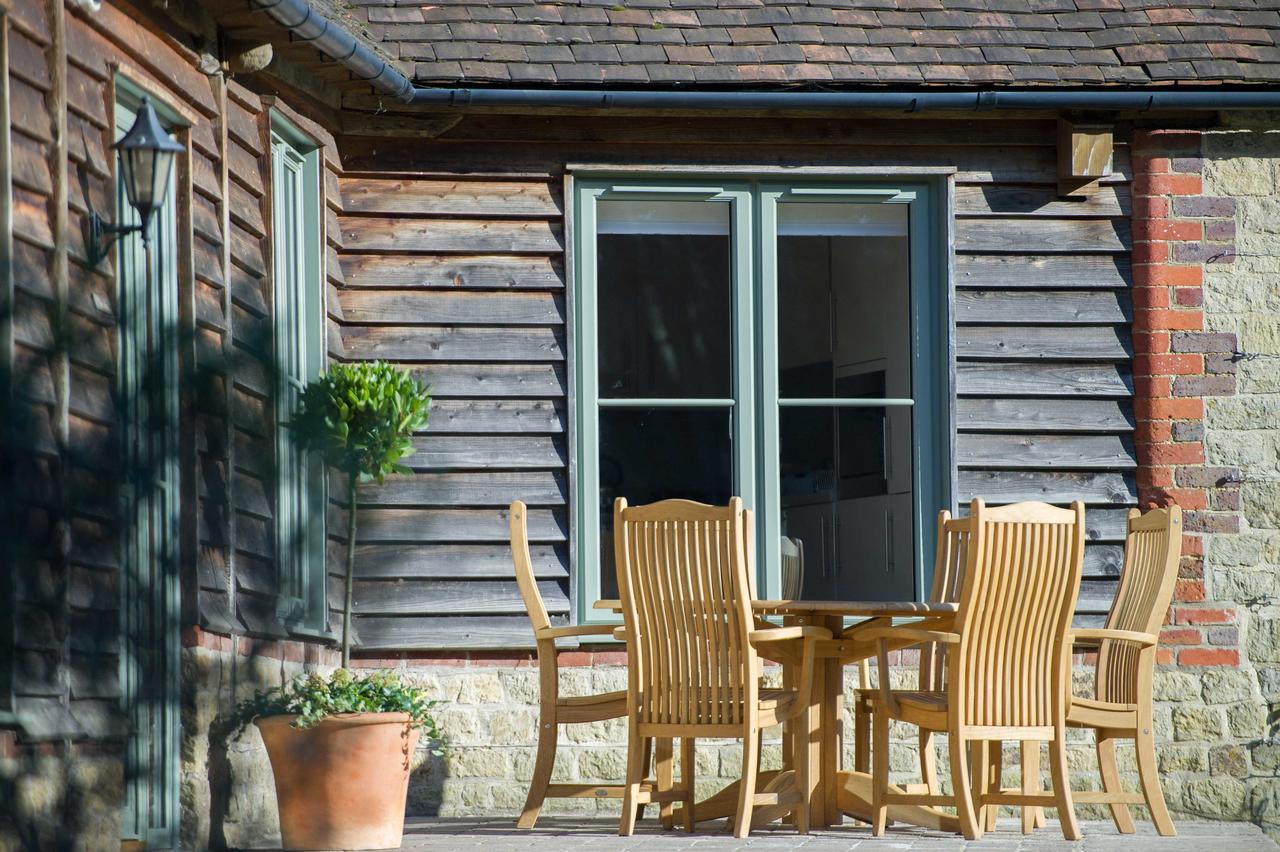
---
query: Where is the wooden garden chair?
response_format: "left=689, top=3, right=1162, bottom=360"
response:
left=864, top=499, right=1086, bottom=841
left=780, top=536, right=804, bottom=600
left=853, top=511, right=968, bottom=792
left=1054, top=504, right=1182, bottom=837
left=511, top=500, right=666, bottom=829
left=613, top=497, right=831, bottom=838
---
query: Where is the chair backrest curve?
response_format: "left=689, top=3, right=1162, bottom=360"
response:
left=1098, top=504, right=1182, bottom=705
left=951, top=499, right=1086, bottom=729
left=510, top=500, right=552, bottom=634
left=920, top=510, right=973, bottom=692
left=615, top=497, right=757, bottom=727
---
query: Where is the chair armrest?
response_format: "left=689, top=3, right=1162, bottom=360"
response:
left=1069, top=628, right=1158, bottom=648
left=861, top=626, right=960, bottom=646
left=612, top=626, right=629, bottom=642
left=536, top=624, right=620, bottom=640
left=749, top=625, right=833, bottom=644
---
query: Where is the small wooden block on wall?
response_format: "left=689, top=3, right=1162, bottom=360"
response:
left=1057, top=119, right=1114, bottom=197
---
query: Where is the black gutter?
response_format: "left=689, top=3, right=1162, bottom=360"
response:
left=249, top=0, right=415, bottom=102
left=410, top=87, right=1280, bottom=111
left=247, top=0, right=1280, bottom=112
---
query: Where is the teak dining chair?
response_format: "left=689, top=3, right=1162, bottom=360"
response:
left=853, top=510, right=970, bottom=794
left=1058, top=504, right=1183, bottom=837
left=864, top=499, right=1086, bottom=841
left=613, top=497, right=831, bottom=838
left=780, top=536, right=804, bottom=600
left=511, top=500, right=662, bottom=829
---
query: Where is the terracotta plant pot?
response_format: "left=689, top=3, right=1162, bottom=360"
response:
left=256, top=713, right=420, bottom=850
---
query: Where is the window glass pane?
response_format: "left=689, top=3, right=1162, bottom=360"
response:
left=597, top=199, right=731, bottom=398
left=597, top=407, right=732, bottom=598
left=777, top=202, right=911, bottom=400
left=779, top=404, right=915, bottom=601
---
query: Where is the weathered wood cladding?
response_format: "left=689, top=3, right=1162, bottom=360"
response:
left=3, top=0, right=345, bottom=736
left=335, top=114, right=1137, bottom=649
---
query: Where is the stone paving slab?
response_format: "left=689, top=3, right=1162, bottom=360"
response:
left=400, top=817, right=1279, bottom=850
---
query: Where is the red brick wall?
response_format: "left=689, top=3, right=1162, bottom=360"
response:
left=1132, top=128, right=1242, bottom=667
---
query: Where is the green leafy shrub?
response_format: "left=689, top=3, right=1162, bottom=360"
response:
left=290, top=361, right=431, bottom=665
left=233, top=669, right=444, bottom=750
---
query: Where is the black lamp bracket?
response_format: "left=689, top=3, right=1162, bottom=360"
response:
left=86, top=209, right=148, bottom=268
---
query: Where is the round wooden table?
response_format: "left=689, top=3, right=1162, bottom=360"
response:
left=593, top=598, right=960, bottom=832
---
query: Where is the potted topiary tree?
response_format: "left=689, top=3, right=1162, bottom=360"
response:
left=247, top=361, right=435, bottom=850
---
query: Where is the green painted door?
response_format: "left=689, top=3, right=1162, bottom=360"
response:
left=116, top=91, right=181, bottom=850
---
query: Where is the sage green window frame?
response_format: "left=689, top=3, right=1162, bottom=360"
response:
left=572, top=177, right=950, bottom=624
left=115, top=78, right=181, bottom=850
left=269, top=113, right=328, bottom=636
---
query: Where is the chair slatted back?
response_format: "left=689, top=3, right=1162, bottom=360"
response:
left=952, top=499, right=1086, bottom=729
left=1097, top=505, right=1182, bottom=705
left=510, top=500, right=552, bottom=634
left=614, top=497, right=756, bottom=727
left=919, top=511, right=973, bottom=692
left=781, top=537, right=804, bottom=600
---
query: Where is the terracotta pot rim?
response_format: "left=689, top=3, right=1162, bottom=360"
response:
left=254, top=712, right=414, bottom=729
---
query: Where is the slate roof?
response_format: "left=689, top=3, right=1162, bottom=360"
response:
left=347, top=0, right=1280, bottom=88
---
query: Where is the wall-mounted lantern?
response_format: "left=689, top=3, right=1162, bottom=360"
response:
left=86, top=96, right=184, bottom=267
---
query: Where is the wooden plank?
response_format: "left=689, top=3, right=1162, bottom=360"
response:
left=957, top=326, right=1131, bottom=361
left=401, top=364, right=565, bottom=399
left=227, top=140, right=263, bottom=197
left=340, top=290, right=564, bottom=326
left=350, top=507, right=567, bottom=543
left=955, top=218, right=1129, bottom=253
left=955, top=290, right=1130, bottom=325
left=357, top=471, right=566, bottom=507
left=346, top=542, right=568, bottom=580
left=956, top=398, right=1133, bottom=433
left=341, top=325, right=565, bottom=361
left=340, top=177, right=561, bottom=218
left=427, top=399, right=565, bottom=434
left=351, top=615, right=549, bottom=650
left=228, top=179, right=265, bottom=237
left=230, top=225, right=267, bottom=278
left=1083, top=544, right=1124, bottom=579
left=342, top=137, right=1128, bottom=185
left=13, top=187, right=55, bottom=249
left=351, top=579, right=567, bottom=616
left=7, top=31, right=51, bottom=91
left=340, top=253, right=564, bottom=290
left=435, top=115, right=1061, bottom=148
left=11, top=130, right=53, bottom=194
left=956, top=434, right=1135, bottom=470
left=340, top=217, right=563, bottom=255
left=10, top=77, right=52, bottom=144
left=957, top=470, right=1137, bottom=505
left=955, top=183, right=1128, bottom=218
left=957, top=363, right=1132, bottom=398
left=405, top=435, right=566, bottom=469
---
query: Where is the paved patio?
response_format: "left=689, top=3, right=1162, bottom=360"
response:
left=399, top=817, right=1278, bottom=850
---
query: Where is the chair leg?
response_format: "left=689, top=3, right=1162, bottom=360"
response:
left=984, top=741, right=1000, bottom=831
left=920, top=730, right=938, bottom=795
left=656, top=737, right=674, bottom=829
left=969, top=740, right=992, bottom=833
left=680, top=737, right=696, bottom=833
left=1097, top=732, right=1136, bottom=834
left=949, top=735, right=982, bottom=841
left=1136, top=725, right=1177, bottom=837
left=1020, top=740, right=1042, bottom=834
left=793, top=717, right=810, bottom=835
left=870, top=704, right=891, bottom=836
left=637, top=737, right=653, bottom=824
left=618, top=730, right=646, bottom=837
left=1049, top=735, right=1080, bottom=841
left=733, top=727, right=760, bottom=839
left=854, top=698, right=871, bottom=774
left=517, top=713, right=557, bottom=829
